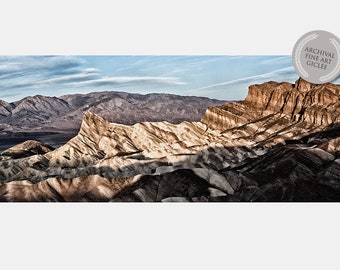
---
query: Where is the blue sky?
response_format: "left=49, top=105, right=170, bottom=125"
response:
left=0, top=55, right=339, bottom=102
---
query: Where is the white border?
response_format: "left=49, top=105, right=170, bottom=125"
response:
left=1, top=1, right=339, bottom=269
left=0, top=1, right=339, bottom=55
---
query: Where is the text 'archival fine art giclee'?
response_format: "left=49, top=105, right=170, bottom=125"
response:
left=1, top=33, right=340, bottom=202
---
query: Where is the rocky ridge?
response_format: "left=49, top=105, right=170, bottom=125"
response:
left=0, top=91, right=225, bottom=132
left=0, top=78, right=339, bottom=202
left=1, top=140, right=54, bottom=159
left=202, top=79, right=339, bottom=127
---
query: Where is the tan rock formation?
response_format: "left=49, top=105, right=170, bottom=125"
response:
left=202, top=78, right=340, bottom=129
left=0, top=78, right=339, bottom=202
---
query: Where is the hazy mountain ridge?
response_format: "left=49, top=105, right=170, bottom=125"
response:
left=0, top=91, right=226, bottom=132
left=0, top=78, right=339, bottom=202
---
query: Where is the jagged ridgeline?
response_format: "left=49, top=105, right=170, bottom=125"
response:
left=0, top=92, right=225, bottom=152
left=0, top=78, right=339, bottom=202
left=0, top=92, right=225, bottom=132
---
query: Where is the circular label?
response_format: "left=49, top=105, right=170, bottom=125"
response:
left=292, top=30, right=340, bottom=84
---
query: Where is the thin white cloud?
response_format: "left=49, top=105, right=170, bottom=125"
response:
left=190, top=67, right=296, bottom=92
left=0, top=56, right=83, bottom=71
left=75, top=76, right=187, bottom=87
left=5, top=68, right=99, bottom=89
left=38, top=72, right=98, bottom=85
left=0, top=56, right=86, bottom=82
left=259, top=56, right=292, bottom=65
left=1, top=55, right=309, bottom=103
left=0, top=56, right=187, bottom=92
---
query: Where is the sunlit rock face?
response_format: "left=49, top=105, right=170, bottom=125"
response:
left=1, top=78, right=339, bottom=202
left=202, top=78, right=339, bottom=129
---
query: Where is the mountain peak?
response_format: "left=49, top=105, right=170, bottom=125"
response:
left=0, top=91, right=225, bottom=135
left=202, top=78, right=340, bottom=130
left=80, top=111, right=110, bottom=135
left=0, top=79, right=339, bottom=202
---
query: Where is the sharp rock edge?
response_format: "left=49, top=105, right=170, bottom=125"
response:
left=0, top=78, right=339, bottom=202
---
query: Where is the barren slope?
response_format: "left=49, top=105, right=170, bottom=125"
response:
left=0, top=78, right=339, bottom=202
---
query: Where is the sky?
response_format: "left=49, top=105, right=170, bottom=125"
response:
left=0, top=55, right=339, bottom=103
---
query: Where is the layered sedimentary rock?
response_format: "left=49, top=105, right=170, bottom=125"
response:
left=202, top=78, right=340, bottom=129
left=0, top=78, right=339, bottom=202
left=1, top=140, right=54, bottom=159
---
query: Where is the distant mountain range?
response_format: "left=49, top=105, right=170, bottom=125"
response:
left=0, top=91, right=226, bottom=151
left=0, top=78, right=339, bottom=202
left=0, top=91, right=226, bottom=133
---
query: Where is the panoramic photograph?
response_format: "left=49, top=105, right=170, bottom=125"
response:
left=0, top=55, right=339, bottom=202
